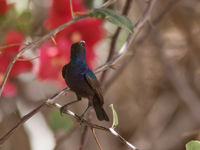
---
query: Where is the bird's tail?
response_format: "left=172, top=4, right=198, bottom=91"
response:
left=93, top=95, right=109, bottom=121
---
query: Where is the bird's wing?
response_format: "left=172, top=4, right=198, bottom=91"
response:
left=84, top=71, right=104, bottom=105
left=62, top=64, right=68, bottom=78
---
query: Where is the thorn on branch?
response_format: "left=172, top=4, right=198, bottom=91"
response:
left=17, top=56, right=40, bottom=61
left=70, top=0, right=75, bottom=19
left=51, top=36, right=57, bottom=45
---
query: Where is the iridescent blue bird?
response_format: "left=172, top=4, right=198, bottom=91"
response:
left=61, top=40, right=109, bottom=121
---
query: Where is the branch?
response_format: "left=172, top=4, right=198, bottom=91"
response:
left=17, top=56, right=40, bottom=61
left=0, top=102, right=46, bottom=145
left=0, top=43, right=27, bottom=51
left=103, top=0, right=180, bottom=90
left=100, top=0, right=117, bottom=8
left=69, top=0, right=75, bottom=19
left=50, top=102, right=138, bottom=150
left=0, top=87, right=69, bottom=145
left=100, top=0, right=132, bottom=84
left=91, top=128, right=103, bottom=150
left=79, top=125, right=89, bottom=150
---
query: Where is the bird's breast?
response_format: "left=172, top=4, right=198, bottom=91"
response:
left=64, top=65, right=94, bottom=97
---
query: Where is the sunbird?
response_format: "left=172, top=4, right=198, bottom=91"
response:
left=61, top=40, right=109, bottom=121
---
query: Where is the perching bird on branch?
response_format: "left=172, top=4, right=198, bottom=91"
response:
left=61, top=40, right=109, bottom=121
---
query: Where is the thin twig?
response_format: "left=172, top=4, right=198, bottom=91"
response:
left=70, top=0, right=75, bottom=19
left=17, top=56, right=40, bottom=61
left=0, top=87, right=69, bottom=145
left=97, top=0, right=158, bottom=81
left=100, top=0, right=116, bottom=8
left=51, top=36, right=57, bottom=45
left=104, top=0, right=180, bottom=91
left=79, top=126, right=89, bottom=150
left=51, top=102, right=137, bottom=150
left=0, top=102, right=46, bottom=145
left=79, top=114, right=91, bottom=150
left=0, top=43, right=27, bottom=51
left=100, top=0, right=132, bottom=84
left=91, top=128, right=103, bottom=150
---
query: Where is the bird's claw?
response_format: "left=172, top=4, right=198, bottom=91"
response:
left=60, top=106, right=67, bottom=116
left=79, top=115, right=85, bottom=125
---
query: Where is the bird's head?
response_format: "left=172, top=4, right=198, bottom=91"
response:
left=70, top=40, right=86, bottom=60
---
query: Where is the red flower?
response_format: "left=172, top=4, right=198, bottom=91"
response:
left=35, top=40, right=70, bottom=82
left=44, top=0, right=85, bottom=29
left=0, top=30, right=33, bottom=97
left=0, top=0, right=11, bottom=15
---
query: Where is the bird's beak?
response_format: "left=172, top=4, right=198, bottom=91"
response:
left=79, top=40, right=85, bottom=47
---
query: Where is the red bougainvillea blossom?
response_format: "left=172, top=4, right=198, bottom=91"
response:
left=36, top=0, right=104, bottom=85
left=0, top=30, right=33, bottom=97
left=0, top=0, right=11, bottom=15
left=44, top=0, right=85, bottom=29
left=35, top=40, right=70, bottom=82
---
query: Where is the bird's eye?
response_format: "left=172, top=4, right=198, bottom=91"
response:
left=79, top=40, right=85, bottom=47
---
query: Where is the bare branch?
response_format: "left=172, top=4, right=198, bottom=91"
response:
left=17, top=56, right=40, bottom=61
left=100, top=0, right=132, bottom=84
left=51, top=36, right=57, bottom=45
left=0, top=43, right=27, bottom=51
left=50, top=102, right=137, bottom=150
left=91, top=128, right=103, bottom=150
left=104, top=0, right=180, bottom=90
left=100, top=0, right=117, bottom=8
left=79, top=125, right=89, bottom=150
left=0, top=87, right=70, bottom=145
left=0, top=102, right=46, bottom=145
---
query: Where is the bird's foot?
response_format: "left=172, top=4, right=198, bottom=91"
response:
left=79, top=114, right=85, bottom=125
left=60, top=105, right=68, bottom=116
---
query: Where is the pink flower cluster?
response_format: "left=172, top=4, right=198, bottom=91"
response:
left=0, top=0, right=104, bottom=97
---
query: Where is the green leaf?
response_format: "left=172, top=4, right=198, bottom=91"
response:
left=186, top=140, right=200, bottom=150
left=90, top=8, right=133, bottom=33
left=49, top=110, right=73, bottom=132
left=109, top=104, right=118, bottom=128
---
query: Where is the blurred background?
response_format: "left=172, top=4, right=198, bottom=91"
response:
left=1, top=0, right=200, bottom=150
